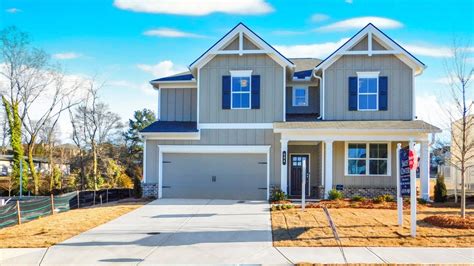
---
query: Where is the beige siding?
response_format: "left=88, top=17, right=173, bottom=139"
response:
left=325, top=54, right=413, bottom=120
left=160, top=88, right=197, bottom=121
left=286, top=86, right=320, bottom=114
left=221, top=35, right=259, bottom=50
left=288, top=143, right=322, bottom=196
left=199, top=54, right=284, bottom=123
left=332, top=141, right=404, bottom=188
left=145, top=129, right=281, bottom=187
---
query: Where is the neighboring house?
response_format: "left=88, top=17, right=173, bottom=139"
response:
left=450, top=115, right=474, bottom=193
left=140, top=23, right=440, bottom=200
left=0, top=155, right=71, bottom=177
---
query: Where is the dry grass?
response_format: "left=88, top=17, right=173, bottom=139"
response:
left=272, top=206, right=474, bottom=247
left=0, top=199, right=148, bottom=248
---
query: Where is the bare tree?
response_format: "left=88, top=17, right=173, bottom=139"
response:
left=445, top=39, right=474, bottom=218
left=70, top=80, right=123, bottom=190
left=21, top=70, right=80, bottom=194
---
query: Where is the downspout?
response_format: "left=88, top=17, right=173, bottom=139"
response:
left=313, top=70, right=323, bottom=120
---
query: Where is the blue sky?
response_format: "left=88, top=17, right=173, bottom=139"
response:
left=1, top=0, right=473, bottom=137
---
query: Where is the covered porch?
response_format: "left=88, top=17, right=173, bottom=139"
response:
left=274, top=120, right=441, bottom=200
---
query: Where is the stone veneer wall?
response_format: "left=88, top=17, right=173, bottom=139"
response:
left=142, top=183, right=158, bottom=198
left=340, top=187, right=397, bottom=198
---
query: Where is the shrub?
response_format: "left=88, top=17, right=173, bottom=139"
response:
left=382, top=194, right=395, bottom=202
left=351, top=195, right=366, bottom=202
left=270, top=187, right=287, bottom=202
left=328, top=189, right=343, bottom=200
left=271, top=204, right=294, bottom=211
left=418, top=198, right=428, bottom=205
left=373, top=195, right=385, bottom=204
left=434, top=173, right=447, bottom=203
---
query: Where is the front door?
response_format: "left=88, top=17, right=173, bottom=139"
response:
left=290, top=154, right=310, bottom=196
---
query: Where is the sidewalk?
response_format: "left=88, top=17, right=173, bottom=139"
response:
left=1, top=247, right=473, bottom=265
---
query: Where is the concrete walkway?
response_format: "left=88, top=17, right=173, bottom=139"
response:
left=0, top=199, right=473, bottom=265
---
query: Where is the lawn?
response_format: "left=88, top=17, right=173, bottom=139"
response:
left=0, top=199, right=149, bottom=248
left=272, top=205, right=474, bottom=247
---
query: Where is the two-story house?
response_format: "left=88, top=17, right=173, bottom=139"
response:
left=140, top=23, right=440, bottom=201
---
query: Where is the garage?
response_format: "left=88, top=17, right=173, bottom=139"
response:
left=158, top=146, right=270, bottom=200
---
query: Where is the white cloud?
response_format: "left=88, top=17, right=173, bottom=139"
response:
left=108, top=80, right=155, bottom=96
left=53, top=52, right=82, bottom=60
left=403, top=44, right=453, bottom=58
left=6, top=8, right=21, bottom=13
left=114, top=0, right=273, bottom=16
left=143, top=28, right=204, bottom=38
left=274, top=38, right=349, bottom=58
left=310, top=13, right=329, bottom=23
left=137, top=60, right=187, bottom=78
left=345, top=0, right=353, bottom=3
left=317, top=16, right=403, bottom=31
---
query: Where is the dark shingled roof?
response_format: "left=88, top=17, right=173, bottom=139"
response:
left=151, top=73, right=194, bottom=82
left=140, top=121, right=198, bottom=133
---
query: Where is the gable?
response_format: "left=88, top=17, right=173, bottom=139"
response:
left=189, top=23, right=294, bottom=70
left=315, top=23, right=425, bottom=75
left=349, top=35, right=387, bottom=51
left=221, top=34, right=260, bottom=51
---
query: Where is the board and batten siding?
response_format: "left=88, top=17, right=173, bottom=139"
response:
left=160, top=88, right=197, bottom=121
left=332, top=141, right=405, bottom=188
left=199, top=54, right=284, bottom=123
left=324, top=54, right=413, bottom=120
left=286, top=86, right=320, bottom=114
left=145, top=129, right=281, bottom=187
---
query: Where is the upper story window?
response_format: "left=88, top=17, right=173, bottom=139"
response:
left=357, top=72, right=379, bottom=111
left=292, top=87, right=308, bottom=107
left=346, top=142, right=390, bottom=176
left=230, top=70, right=252, bottom=109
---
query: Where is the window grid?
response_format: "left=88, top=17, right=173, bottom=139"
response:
left=357, top=75, right=379, bottom=111
left=231, top=76, right=251, bottom=109
left=346, top=143, right=389, bottom=176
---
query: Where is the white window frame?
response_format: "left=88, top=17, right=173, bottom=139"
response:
left=292, top=86, right=309, bottom=107
left=344, top=141, right=391, bottom=176
left=230, top=70, right=252, bottom=110
left=357, top=71, right=379, bottom=111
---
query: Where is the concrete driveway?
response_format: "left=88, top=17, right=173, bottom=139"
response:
left=39, top=199, right=290, bottom=265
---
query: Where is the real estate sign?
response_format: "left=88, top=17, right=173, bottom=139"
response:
left=399, top=147, right=410, bottom=197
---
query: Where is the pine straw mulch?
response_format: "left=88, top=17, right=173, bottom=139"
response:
left=423, top=215, right=474, bottom=229
left=272, top=206, right=474, bottom=247
left=0, top=198, right=150, bottom=248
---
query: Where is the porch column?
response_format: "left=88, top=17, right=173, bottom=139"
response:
left=324, top=140, right=334, bottom=199
left=280, top=139, right=288, bottom=194
left=420, top=141, right=430, bottom=201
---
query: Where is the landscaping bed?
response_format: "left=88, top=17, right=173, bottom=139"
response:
left=0, top=198, right=149, bottom=248
left=272, top=205, right=474, bottom=247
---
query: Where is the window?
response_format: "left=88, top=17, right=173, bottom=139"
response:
left=292, top=87, right=308, bottom=107
left=230, top=70, right=252, bottom=109
left=346, top=142, right=390, bottom=176
left=357, top=72, right=379, bottom=111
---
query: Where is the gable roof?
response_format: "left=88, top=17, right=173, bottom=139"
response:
left=151, top=72, right=194, bottom=82
left=314, top=23, right=426, bottom=75
left=189, top=22, right=294, bottom=70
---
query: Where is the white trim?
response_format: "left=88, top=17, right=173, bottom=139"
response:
left=324, top=140, right=333, bottom=198
left=140, top=132, right=201, bottom=140
left=278, top=130, right=430, bottom=142
left=197, top=67, right=200, bottom=128
left=158, top=83, right=197, bottom=89
left=230, top=70, right=253, bottom=77
left=412, top=68, right=416, bottom=119
left=190, top=24, right=294, bottom=69
left=356, top=72, right=380, bottom=111
left=344, top=142, right=392, bottom=176
left=143, top=137, right=147, bottom=183
left=322, top=69, right=325, bottom=119
left=321, top=142, right=325, bottom=187
left=214, top=50, right=266, bottom=55
left=292, top=86, right=309, bottom=107
left=280, top=139, right=288, bottom=194
left=157, top=145, right=271, bottom=200
left=288, top=153, right=311, bottom=196
left=238, top=31, right=243, bottom=56
left=314, top=24, right=425, bottom=75
left=230, top=71, right=252, bottom=110
left=283, top=66, right=286, bottom=122
left=199, top=123, right=273, bottom=129
left=368, top=31, right=373, bottom=56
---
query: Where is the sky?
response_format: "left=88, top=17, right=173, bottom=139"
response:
left=1, top=0, right=473, bottom=142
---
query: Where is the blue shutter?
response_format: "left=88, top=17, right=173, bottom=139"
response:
left=222, top=75, right=231, bottom=109
left=379, top=76, right=388, bottom=111
left=348, top=77, right=358, bottom=111
left=251, top=75, right=260, bottom=109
